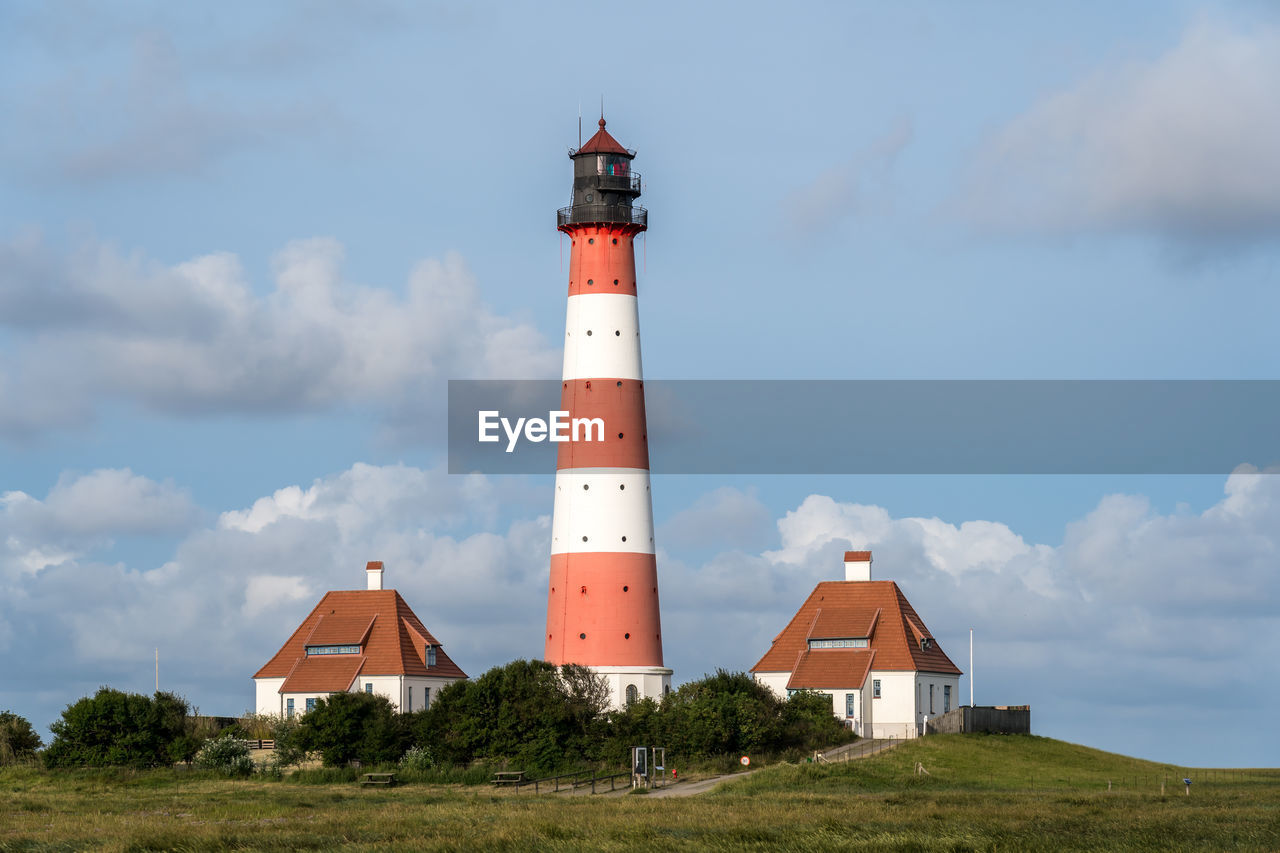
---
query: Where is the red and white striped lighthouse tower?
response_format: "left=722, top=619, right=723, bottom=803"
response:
left=545, top=117, right=671, bottom=707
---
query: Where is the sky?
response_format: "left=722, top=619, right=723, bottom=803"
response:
left=2, top=1, right=1279, bottom=767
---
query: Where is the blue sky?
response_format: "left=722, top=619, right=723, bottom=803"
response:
left=2, top=1, right=1279, bottom=767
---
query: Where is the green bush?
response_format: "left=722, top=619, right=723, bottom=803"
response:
left=0, top=710, right=43, bottom=765
left=44, top=688, right=191, bottom=769
left=296, top=692, right=409, bottom=767
left=413, top=660, right=608, bottom=775
left=193, top=733, right=254, bottom=777
left=399, top=744, right=435, bottom=772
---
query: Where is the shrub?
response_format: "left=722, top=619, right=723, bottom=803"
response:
left=296, top=692, right=409, bottom=767
left=44, top=688, right=190, bottom=768
left=414, top=660, right=609, bottom=775
left=399, top=745, right=435, bottom=772
left=194, top=733, right=254, bottom=777
left=0, top=710, right=43, bottom=765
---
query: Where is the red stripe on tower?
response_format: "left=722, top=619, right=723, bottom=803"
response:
left=545, top=118, right=671, bottom=708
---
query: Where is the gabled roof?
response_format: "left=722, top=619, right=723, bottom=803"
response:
left=576, top=118, right=631, bottom=156
left=752, top=580, right=962, bottom=678
left=787, top=649, right=876, bottom=690
left=254, top=589, right=467, bottom=692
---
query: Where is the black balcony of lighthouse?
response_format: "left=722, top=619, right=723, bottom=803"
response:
left=558, top=118, right=648, bottom=231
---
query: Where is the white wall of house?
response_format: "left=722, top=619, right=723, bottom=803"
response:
left=255, top=673, right=462, bottom=717
left=753, top=672, right=790, bottom=701
left=869, top=671, right=922, bottom=739
left=254, top=677, right=286, bottom=716
left=916, top=672, right=961, bottom=731
left=756, top=669, right=960, bottom=740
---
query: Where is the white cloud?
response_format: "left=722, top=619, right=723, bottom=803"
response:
left=0, top=235, right=559, bottom=438
left=1, top=469, right=196, bottom=576
left=956, top=20, right=1280, bottom=242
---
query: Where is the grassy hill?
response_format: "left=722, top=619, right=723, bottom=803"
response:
left=2, top=735, right=1277, bottom=851
left=728, top=733, right=1273, bottom=795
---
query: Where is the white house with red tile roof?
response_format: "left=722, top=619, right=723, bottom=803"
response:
left=751, top=551, right=962, bottom=739
left=253, top=562, right=466, bottom=717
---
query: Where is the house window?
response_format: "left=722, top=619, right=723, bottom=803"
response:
left=424, top=687, right=430, bottom=708
left=426, top=645, right=437, bottom=667
left=873, top=679, right=881, bottom=699
left=408, top=686, right=413, bottom=712
left=365, top=683, right=373, bottom=694
left=845, top=693, right=856, bottom=718
left=286, top=698, right=294, bottom=718
left=626, top=684, right=639, bottom=706
left=944, top=685, right=951, bottom=712
left=305, top=644, right=360, bottom=655
left=305, top=698, right=316, bottom=712
left=929, top=684, right=935, bottom=714
left=808, top=638, right=869, bottom=649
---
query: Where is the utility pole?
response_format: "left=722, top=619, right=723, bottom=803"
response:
left=155, top=648, right=159, bottom=692
left=969, top=629, right=974, bottom=706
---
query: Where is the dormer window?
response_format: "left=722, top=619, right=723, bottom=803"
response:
left=306, top=644, right=360, bottom=655
left=920, top=638, right=933, bottom=651
left=809, top=638, right=869, bottom=650
left=426, top=644, right=437, bottom=667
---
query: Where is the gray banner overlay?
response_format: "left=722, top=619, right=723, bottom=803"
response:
left=448, top=380, right=1280, bottom=474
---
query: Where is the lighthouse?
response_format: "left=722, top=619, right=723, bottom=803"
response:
left=544, top=117, right=671, bottom=708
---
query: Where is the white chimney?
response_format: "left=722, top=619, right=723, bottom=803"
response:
left=844, top=550, right=872, bottom=582
left=366, top=560, right=384, bottom=590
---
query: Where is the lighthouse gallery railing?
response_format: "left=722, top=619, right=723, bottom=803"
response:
left=557, top=204, right=648, bottom=228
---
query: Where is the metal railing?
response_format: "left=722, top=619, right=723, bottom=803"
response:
left=557, top=204, right=647, bottom=229
left=593, top=172, right=642, bottom=193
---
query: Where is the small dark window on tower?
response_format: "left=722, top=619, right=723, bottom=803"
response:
left=617, top=433, right=624, bottom=438
left=615, top=330, right=620, bottom=336
left=588, top=238, right=594, bottom=244
left=586, top=330, right=593, bottom=335
left=587, top=279, right=593, bottom=285
left=622, top=585, right=629, bottom=592
left=582, top=535, right=588, bottom=542
left=619, top=484, right=625, bottom=490
left=612, top=238, right=618, bottom=244
left=621, top=536, right=627, bottom=542
left=624, top=632, right=631, bottom=639
left=583, top=484, right=589, bottom=490
left=613, top=279, right=619, bottom=285
left=616, top=381, right=622, bottom=387
left=579, top=632, right=586, bottom=639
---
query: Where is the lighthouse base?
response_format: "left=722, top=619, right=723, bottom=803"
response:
left=586, top=665, right=673, bottom=711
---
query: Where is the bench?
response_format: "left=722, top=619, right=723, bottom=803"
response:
left=361, top=772, right=397, bottom=787
left=491, top=771, right=525, bottom=787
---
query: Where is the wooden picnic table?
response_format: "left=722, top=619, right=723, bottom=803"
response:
left=491, top=771, right=525, bottom=786
left=361, top=772, right=397, bottom=787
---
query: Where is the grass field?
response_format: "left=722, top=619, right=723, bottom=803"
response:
left=2, top=735, right=1277, bottom=852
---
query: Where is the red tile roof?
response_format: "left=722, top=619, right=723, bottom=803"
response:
left=305, top=613, right=376, bottom=646
left=787, top=649, right=876, bottom=690
left=577, top=118, right=631, bottom=156
left=809, top=607, right=879, bottom=639
left=254, top=589, right=467, bottom=692
left=844, top=550, right=872, bottom=561
left=280, top=654, right=365, bottom=694
left=752, top=580, right=961, bottom=678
